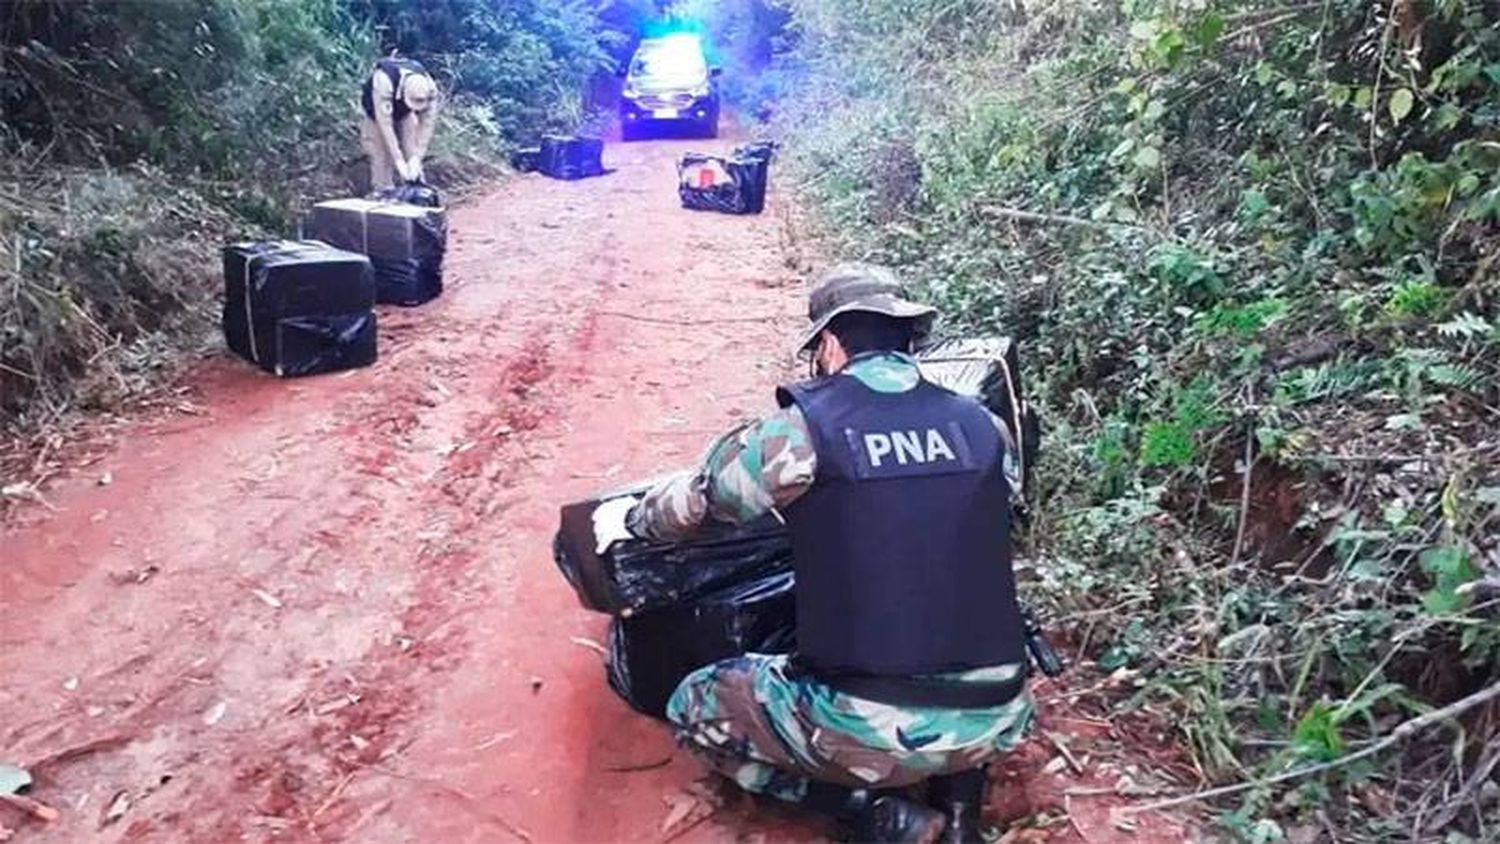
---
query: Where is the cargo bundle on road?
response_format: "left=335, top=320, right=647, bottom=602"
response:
left=677, top=142, right=774, bottom=215
left=306, top=198, right=447, bottom=306
left=221, top=240, right=378, bottom=378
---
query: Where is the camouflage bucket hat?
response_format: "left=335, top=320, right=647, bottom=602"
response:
left=796, top=263, right=937, bottom=356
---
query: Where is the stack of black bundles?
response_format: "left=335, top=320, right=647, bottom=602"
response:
left=538, top=135, right=606, bottom=180
left=554, top=337, right=1035, bottom=718
left=677, top=148, right=770, bottom=215
left=306, top=198, right=446, bottom=306
left=221, top=240, right=377, bottom=377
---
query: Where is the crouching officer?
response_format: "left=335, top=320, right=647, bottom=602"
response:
left=360, top=56, right=441, bottom=191
left=593, top=264, right=1035, bottom=842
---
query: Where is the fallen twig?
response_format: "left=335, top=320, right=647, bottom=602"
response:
left=1046, top=733, right=1085, bottom=776
left=569, top=636, right=608, bottom=657
left=593, top=310, right=784, bottom=326
left=0, top=792, right=59, bottom=823
left=606, top=756, right=673, bottom=773
left=24, top=733, right=135, bottom=776
left=1228, top=425, right=1255, bottom=568
left=312, top=770, right=359, bottom=819
left=1124, top=677, right=1500, bottom=815
left=1423, top=738, right=1500, bottom=832
left=979, top=205, right=1161, bottom=236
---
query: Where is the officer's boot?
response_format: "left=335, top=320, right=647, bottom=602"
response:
left=802, top=782, right=946, bottom=843
left=926, top=768, right=989, bottom=844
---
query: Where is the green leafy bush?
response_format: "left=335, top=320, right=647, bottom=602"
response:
left=771, top=0, right=1500, bottom=836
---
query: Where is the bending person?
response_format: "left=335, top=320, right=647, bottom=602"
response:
left=360, top=57, right=441, bottom=191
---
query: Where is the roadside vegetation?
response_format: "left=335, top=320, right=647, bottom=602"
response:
left=767, top=0, right=1499, bottom=838
left=0, top=0, right=612, bottom=435
left=4, top=0, right=1497, bottom=837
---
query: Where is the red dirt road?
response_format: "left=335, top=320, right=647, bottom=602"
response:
left=1, top=139, right=1189, bottom=842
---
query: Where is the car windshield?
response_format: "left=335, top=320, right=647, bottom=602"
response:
left=630, top=38, right=707, bottom=84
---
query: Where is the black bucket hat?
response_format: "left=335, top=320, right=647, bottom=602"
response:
left=796, top=263, right=937, bottom=356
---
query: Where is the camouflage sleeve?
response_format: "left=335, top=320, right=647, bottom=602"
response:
left=629, top=406, right=818, bottom=543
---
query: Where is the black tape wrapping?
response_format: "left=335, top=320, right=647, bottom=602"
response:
left=554, top=485, right=791, bottom=616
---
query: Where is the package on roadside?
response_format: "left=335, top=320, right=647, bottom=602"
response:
left=917, top=336, right=1040, bottom=501
left=510, top=147, right=541, bottom=173
left=733, top=140, right=778, bottom=164
left=677, top=150, right=769, bottom=215
left=539, top=135, right=606, bottom=180
left=222, top=240, right=377, bottom=377
left=305, top=198, right=446, bottom=306
left=374, top=181, right=442, bottom=208
left=553, top=480, right=793, bottom=617
left=606, top=569, right=796, bottom=720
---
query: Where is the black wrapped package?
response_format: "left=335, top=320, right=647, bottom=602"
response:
left=606, top=570, right=797, bottom=720
left=374, top=181, right=442, bottom=208
left=539, top=135, right=605, bottom=180
left=221, top=240, right=377, bottom=377
left=918, top=337, right=1040, bottom=501
left=678, top=151, right=769, bottom=215
left=733, top=140, right=778, bottom=163
left=306, top=198, right=446, bottom=306
left=511, top=147, right=541, bottom=173
left=554, top=480, right=792, bottom=616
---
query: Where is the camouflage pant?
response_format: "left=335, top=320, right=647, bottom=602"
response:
left=665, top=654, right=1035, bottom=803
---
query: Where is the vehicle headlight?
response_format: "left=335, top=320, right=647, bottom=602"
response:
left=689, top=83, right=711, bottom=98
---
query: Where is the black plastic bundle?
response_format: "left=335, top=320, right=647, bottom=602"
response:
left=554, top=481, right=792, bottom=616
left=374, top=181, right=442, bottom=208
left=607, top=570, right=797, bottom=720
left=511, top=147, right=541, bottom=173
left=221, top=240, right=377, bottom=377
left=539, top=135, right=606, bottom=180
left=677, top=150, right=769, bottom=215
left=734, top=140, right=778, bottom=163
left=918, top=337, right=1040, bottom=502
left=306, top=199, right=446, bottom=306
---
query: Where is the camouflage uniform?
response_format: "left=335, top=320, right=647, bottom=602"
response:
left=629, top=352, right=1035, bottom=802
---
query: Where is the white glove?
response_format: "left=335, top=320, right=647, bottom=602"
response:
left=592, top=496, right=640, bottom=555
left=406, top=157, right=425, bottom=183
left=394, top=157, right=416, bottom=183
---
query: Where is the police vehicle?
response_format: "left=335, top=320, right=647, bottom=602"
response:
left=620, top=34, right=721, bottom=140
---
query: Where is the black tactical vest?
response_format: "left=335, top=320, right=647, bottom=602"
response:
left=361, top=58, right=426, bottom=122
left=777, top=363, right=1027, bottom=683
